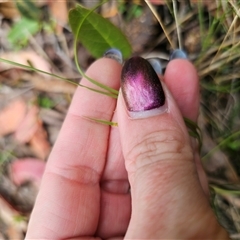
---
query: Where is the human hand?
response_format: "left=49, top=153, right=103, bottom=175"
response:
left=25, top=50, right=229, bottom=239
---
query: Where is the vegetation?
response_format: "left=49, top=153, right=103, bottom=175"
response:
left=0, top=0, right=240, bottom=238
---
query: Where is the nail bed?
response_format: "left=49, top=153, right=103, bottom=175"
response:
left=121, top=56, right=165, bottom=115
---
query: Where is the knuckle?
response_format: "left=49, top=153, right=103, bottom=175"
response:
left=127, top=128, right=193, bottom=171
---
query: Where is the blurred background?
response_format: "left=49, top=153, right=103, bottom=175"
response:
left=0, top=0, right=240, bottom=238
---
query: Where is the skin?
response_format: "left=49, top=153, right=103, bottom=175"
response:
left=25, top=58, right=229, bottom=239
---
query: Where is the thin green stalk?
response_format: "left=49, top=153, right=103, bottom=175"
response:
left=210, top=185, right=240, bottom=196
left=0, top=57, right=117, bottom=98
left=145, top=0, right=174, bottom=49
left=184, top=117, right=202, bottom=151
left=173, top=0, right=182, bottom=49
left=202, top=130, right=240, bottom=161
left=83, top=116, right=118, bottom=126
left=197, top=0, right=204, bottom=46
left=210, top=14, right=238, bottom=65
left=73, top=1, right=119, bottom=97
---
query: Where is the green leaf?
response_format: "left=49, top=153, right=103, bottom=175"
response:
left=8, top=17, right=40, bottom=48
left=69, top=5, right=132, bottom=59
left=37, top=96, right=55, bottom=109
left=15, top=0, right=41, bottom=20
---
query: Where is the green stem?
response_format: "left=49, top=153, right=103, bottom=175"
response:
left=202, top=130, right=240, bottom=161
left=0, top=57, right=117, bottom=98
left=73, top=1, right=119, bottom=97
left=210, top=185, right=240, bottom=196
left=184, top=117, right=202, bottom=151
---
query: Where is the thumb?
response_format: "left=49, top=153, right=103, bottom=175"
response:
left=117, top=56, right=228, bottom=239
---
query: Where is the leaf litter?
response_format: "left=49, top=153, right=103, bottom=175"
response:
left=0, top=0, right=240, bottom=239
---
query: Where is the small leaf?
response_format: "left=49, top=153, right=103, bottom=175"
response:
left=83, top=116, right=118, bottom=127
left=69, top=5, right=132, bottom=59
left=37, top=96, right=55, bottom=109
left=8, top=17, right=40, bottom=48
left=15, top=0, right=41, bottom=20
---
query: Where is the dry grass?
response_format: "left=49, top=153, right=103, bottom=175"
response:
left=0, top=0, right=240, bottom=238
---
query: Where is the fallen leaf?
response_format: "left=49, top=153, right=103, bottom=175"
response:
left=30, top=121, right=51, bottom=160
left=0, top=1, right=20, bottom=19
left=47, top=125, right=61, bottom=145
left=0, top=197, right=27, bottom=239
left=101, top=1, right=118, bottom=18
left=0, top=98, right=27, bottom=137
left=12, top=102, right=51, bottom=160
left=14, top=105, right=39, bottom=143
left=0, top=175, right=37, bottom=214
left=21, top=72, right=77, bottom=94
left=48, top=0, right=68, bottom=34
left=149, top=0, right=165, bottom=5
left=40, top=108, right=65, bottom=126
left=10, top=158, right=45, bottom=186
left=0, top=51, right=52, bottom=76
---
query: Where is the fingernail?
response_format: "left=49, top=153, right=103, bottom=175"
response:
left=146, top=58, right=162, bottom=75
left=104, top=48, right=123, bottom=64
left=169, top=49, right=188, bottom=60
left=121, top=56, right=166, bottom=118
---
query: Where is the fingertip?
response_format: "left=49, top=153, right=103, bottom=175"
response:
left=164, top=59, right=199, bottom=122
left=85, top=57, right=122, bottom=88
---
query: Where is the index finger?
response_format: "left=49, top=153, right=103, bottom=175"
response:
left=25, top=58, right=121, bottom=239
